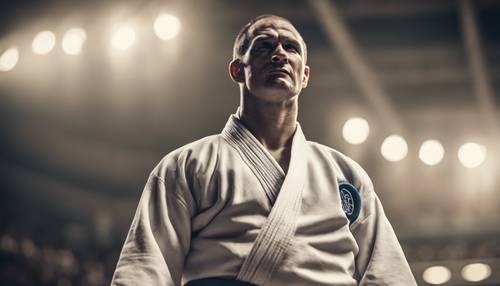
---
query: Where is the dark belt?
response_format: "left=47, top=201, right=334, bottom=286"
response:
left=184, top=277, right=257, bottom=286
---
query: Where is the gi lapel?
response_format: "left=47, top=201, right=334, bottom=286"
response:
left=221, top=115, right=286, bottom=204
left=221, top=115, right=307, bottom=286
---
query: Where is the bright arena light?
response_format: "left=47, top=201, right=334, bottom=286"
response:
left=381, top=135, right=408, bottom=162
left=62, top=28, right=87, bottom=55
left=419, top=140, right=444, bottom=166
left=154, top=13, right=181, bottom=40
left=458, top=142, right=487, bottom=169
left=0, top=47, right=19, bottom=72
left=461, top=263, right=492, bottom=282
left=111, top=27, right=136, bottom=51
left=423, top=265, right=452, bottom=285
left=32, top=30, right=56, bottom=55
left=342, top=117, right=370, bottom=145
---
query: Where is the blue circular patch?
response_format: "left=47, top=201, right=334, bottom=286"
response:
left=338, top=183, right=361, bottom=224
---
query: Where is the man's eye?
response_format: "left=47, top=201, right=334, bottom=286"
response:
left=284, top=43, right=299, bottom=52
left=256, top=42, right=272, bottom=51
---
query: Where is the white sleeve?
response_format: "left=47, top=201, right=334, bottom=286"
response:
left=351, top=190, right=417, bottom=286
left=111, top=170, right=193, bottom=286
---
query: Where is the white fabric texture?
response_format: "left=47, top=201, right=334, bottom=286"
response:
left=224, top=116, right=307, bottom=285
left=111, top=115, right=417, bottom=286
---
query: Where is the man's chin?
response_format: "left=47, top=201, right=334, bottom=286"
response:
left=264, top=78, right=293, bottom=91
left=255, top=85, right=297, bottom=102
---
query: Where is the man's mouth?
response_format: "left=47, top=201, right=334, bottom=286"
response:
left=268, top=69, right=291, bottom=78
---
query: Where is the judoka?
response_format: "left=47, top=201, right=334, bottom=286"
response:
left=112, top=14, right=417, bottom=286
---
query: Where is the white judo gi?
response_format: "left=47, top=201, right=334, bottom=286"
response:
left=112, top=114, right=417, bottom=286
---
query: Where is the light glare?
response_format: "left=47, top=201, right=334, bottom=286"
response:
left=0, top=47, right=19, bottom=71
left=381, top=135, right=408, bottom=162
left=111, top=27, right=136, bottom=51
left=419, top=140, right=444, bottom=166
left=62, top=28, right=87, bottom=55
left=343, top=117, right=370, bottom=145
left=32, top=30, right=56, bottom=55
left=461, top=263, right=491, bottom=282
left=154, top=14, right=181, bottom=40
left=458, top=142, right=486, bottom=168
left=422, top=266, right=451, bottom=285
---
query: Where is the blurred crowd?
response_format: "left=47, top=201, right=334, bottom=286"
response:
left=0, top=232, right=120, bottom=286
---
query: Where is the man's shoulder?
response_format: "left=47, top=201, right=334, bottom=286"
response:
left=306, top=140, right=374, bottom=192
left=152, top=134, right=222, bottom=175
left=306, top=141, right=353, bottom=165
left=175, top=134, right=222, bottom=155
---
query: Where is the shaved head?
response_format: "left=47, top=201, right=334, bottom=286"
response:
left=233, top=15, right=307, bottom=63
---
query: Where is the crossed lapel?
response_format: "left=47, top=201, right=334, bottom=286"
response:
left=221, top=115, right=307, bottom=285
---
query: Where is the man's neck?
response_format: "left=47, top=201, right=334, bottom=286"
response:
left=238, top=92, right=298, bottom=172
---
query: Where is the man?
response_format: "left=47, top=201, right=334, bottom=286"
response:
left=112, top=15, right=417, bottom=286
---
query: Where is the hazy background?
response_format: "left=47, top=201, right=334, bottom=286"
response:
left=1, top=0, right=499, bottom=285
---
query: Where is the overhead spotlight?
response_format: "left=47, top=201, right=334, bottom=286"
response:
left=0, top=47, right=19, bottom=72
left=154, top=13, right=181, bottom=40
left=381, top=135, right=408, bottom=162
left=458, top=142, right=486, bottom=169
left=62, top=28, right=87, bottom=55
left=32, top=30, right=56, bottom=55
left=422, top=265, right=452, bottom=285
left=461, top=263, right=491, bottom=282
left=342, top=117, right=369, bottom=145
left=111, top=27, right=136, bottom=51
left=419, top=140, right=444, bottom=166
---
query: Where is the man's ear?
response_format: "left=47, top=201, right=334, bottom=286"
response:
left=229, top=59, right=245, bottom=83
left=302, top=65, right=310, bottom=88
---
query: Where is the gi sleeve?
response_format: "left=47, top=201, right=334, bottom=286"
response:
left=350, top=182, right=417, bottom=286
left=111, top=168, right=194, bottom=286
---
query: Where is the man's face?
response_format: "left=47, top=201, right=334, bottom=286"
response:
left=239, top=18, right=309, bottom=102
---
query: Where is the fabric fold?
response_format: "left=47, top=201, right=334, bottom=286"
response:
left=221, top=114, right=308, bottom=286
left=221, top=115, right=285, bottom=204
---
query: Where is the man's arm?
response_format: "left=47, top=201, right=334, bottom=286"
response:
left=351, top=187, right=417, bottom=285
left=112, top=170, right=193, bottom=286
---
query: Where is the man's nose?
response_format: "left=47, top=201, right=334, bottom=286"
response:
left=271, top=44, right=288, bottom=64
